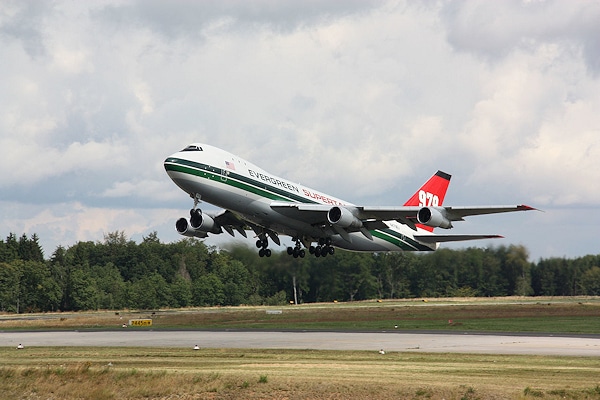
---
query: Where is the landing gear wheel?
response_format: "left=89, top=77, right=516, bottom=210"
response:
left=257, top=237, right=270, bottom=256
left=314, top=246, right=322, bottom=257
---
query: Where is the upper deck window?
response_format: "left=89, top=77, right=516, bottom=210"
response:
left=182, top=145, right=203, bottom=152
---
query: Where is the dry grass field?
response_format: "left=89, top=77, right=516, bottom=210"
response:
left=1, top=347, right=600, bottom=399
left=1, top=297, right=600, bottom=399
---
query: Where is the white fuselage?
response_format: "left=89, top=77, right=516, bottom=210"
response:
left=164, top=144, right=436, bottom=252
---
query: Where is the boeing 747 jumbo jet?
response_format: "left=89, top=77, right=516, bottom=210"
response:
left=164, top=144, right=536, bottom=258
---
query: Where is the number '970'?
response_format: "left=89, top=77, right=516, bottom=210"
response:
left=419, top=190, right=439, bottom=207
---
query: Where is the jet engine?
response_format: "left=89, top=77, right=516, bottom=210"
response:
left=189, top=209, right=220, bottom=233
left=417, top=207, right=452, bottom=229
left=327, top=206, right=363, bottom=229
left=176, top=209, right=222, bottom=238
left=175, top=217, right=209, bottom=238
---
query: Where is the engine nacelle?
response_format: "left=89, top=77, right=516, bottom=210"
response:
left=327, top=206, right=363, bottom=229
left=189, top=209, right=220, bottom=233
left=417, top=207, right=452, bottom=229
left=175, top=217, right=208, bottom=238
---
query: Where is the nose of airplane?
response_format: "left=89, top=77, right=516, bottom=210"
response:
left=164, top=154, right=180, bottom=175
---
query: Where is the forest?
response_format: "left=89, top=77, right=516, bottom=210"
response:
left=1, top=232, right=599, bottom=313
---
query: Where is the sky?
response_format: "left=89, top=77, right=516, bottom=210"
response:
left=1, top=0, right=599, bottom=261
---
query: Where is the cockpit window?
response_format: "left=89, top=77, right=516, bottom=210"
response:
left=182, top=145, right=203, bottom=151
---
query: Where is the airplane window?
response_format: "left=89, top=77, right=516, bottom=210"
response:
left=182, top=145, right=203, bottom=151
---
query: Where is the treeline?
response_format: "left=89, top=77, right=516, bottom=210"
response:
left=1, top=232, right=599, bottom=313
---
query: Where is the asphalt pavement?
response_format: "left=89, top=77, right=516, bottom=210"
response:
left=2, top=330, right=599, bottom=357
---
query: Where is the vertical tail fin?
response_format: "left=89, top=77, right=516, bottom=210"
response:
left=404, top=170, right=451, bottom=232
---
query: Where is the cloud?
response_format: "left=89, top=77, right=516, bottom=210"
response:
left=94, top=0, right=384, bottom=40
left=440, top=0, right=600, bottom=75
left=0, top=0, right=598, bottom=259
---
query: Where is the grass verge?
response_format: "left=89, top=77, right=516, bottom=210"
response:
left=2, top=297, right=600, bottom=334
left=1, top=347, right=599, bottom=399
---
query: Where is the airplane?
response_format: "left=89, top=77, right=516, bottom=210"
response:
left=164, top=143, right=536, bottom=258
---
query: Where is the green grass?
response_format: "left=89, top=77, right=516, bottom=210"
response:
left=150, top=299, right=600, bottom=334
left=2, top=297, right=600, bottom=334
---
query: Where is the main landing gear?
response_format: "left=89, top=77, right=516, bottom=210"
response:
left=309, top=238, right=335, bottom=258
left=287, top=238, right=306, bottom=258
left=256, top=237, right=272, bottom=257
left=287, top=238, right=335, bottom=258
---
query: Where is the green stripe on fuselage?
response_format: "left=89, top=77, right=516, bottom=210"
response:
left=372, top=229, right=434, bottom=251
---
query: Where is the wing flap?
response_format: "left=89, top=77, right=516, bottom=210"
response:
left=270, top=201, right=331, bottom=224
left=212, top=210, right=249, bottom=238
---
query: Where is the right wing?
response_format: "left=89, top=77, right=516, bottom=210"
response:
left=270, top=201, right=538, bottom=242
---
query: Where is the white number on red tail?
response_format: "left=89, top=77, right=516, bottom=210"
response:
left=418, top=190, right=439, bottom=207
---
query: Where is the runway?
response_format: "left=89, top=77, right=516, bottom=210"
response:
left=2, top=330, right=599, bottom=356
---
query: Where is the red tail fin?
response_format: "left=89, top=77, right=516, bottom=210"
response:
left=404, top=170, right=451, bottom=232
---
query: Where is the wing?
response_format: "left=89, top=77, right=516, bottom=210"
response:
left=212, top=209, right=281, bottom=245
left=358, top=204, right=537, bottom=226
left=414, top=234, right=503, bottom=243
left=270, top=201, right=538, bottom=237
left=440, top=205, right=538, bottom=219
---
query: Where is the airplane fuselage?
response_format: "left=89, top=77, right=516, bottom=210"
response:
left=164, top=144, right=436, bottom=252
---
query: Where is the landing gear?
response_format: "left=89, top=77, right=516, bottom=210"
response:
left=287, top=238, right=306, bottom=258
left=256, top=237, right=272, bottom=257
left=286, top=237, right=334, bottom=258
left=308, top=238, right=335, bottom=258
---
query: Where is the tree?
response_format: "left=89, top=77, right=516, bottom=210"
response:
left=92, top=262, right=127, bottom=309
left=217, top=258, right=252, bottom=306
left=128, top=272, right=173, bottom=309
left=373, top=253, right=414, bottom=299
left=579, top=266, right=600, bottom=295
left=0, top=262, right=21, bottom=312
left=13, top=260, right=61, bottom=312
left=336, top=252, right=377, bottom=301
left=192, top=273, right=224, bottom=306
left=0, top=233, right=19, bottom=262
left=171, top=275, right=192, bottom=307
left=67, top=268, right=98, bottom=311
left=18, top=233, right=45, bottom=262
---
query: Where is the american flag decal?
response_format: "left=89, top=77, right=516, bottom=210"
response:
left=225, top=161, right=235, bottom=171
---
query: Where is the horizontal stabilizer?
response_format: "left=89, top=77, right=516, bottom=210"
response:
left=414, top=234, right=504, bottom=244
